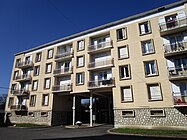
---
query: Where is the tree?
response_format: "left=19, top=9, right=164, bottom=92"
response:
left=0, top=94, right=7, bottom=109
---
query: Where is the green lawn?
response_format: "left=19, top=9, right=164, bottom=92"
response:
left=112, top=128, right=187, bottom=136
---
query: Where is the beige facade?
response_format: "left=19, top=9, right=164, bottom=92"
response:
left=5, top=0, right=187, bottom=129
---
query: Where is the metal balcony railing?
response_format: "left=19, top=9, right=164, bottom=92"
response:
left=14, top=74, right=32, bottom=82
left=16, top=61, right=33, bottom=68
left=55, top=50, right=73, bottom=60
left=53, top=67, right=73, bottom=76
left=173, top=92, right=187, bottom=106
left=159, top=16, right=187, bottom=32
left=88, top=41, right=113, bottom=52
left=10, top=105, right=28, bottom=111
left=168, top=67, right=187, bottom=79
left=88, top=78, right=115, bottom=89
left=52, top=84, right=72, bottom=92
left=12, top=89, right=30, bottom=96
left=88, top=58, right=114, bottom=69
left=164, top=41, right=187, bottom=54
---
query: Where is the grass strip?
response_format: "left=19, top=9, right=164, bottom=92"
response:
left=112, top=128, right=187, bottom=136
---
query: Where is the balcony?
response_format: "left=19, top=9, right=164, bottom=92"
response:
left=88, top=41, right=113, bottom=54
left=14, top=74, right=32, bottom=82
left=159, top=16, right=187, bottom=36
left=12, top=89, right=30, bottom=96
left=164, top=41, right=187, bottom=57
left=88, top=58, right=114, bottom=70
left=55, top=51, right=74, bottom=61
left=53, top=67, right=73, bottom=77
left=10, top=105, right=28, bottom=111
left=168, top=67, right=187, bottom=80
left=52, top=84, right=72, bottom=93
left=16, top=61, right=33, bottom=69
left=88, top=78, right=115, bottom=89
left=173, top=93, right=187, bottom=106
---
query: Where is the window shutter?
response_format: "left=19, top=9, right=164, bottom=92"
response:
left=140, top=24, right=145, bottom=34
left=119, top=47, right=128, bottom=58
left=44, top=95, right=48, bottom=105
left=177, top=11, right=185, bottom=19
left=123, top=87, right=132, bottom=101
left=150, top=85, right=161, bottom=100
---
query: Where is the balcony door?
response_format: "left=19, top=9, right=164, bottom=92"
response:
left=169, top=35, right=183, bottom=50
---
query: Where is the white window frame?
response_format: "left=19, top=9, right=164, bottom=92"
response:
left=46, top=63, right=52, bottom=73
left=118, top=45, right=129, bottom=59
left=32, top=80, right=38, bottom=91
left=44, top=78, right=51, bottom=89
left=47, top=49, right=53, bottom=59
left=77, top=40, right=85, bottom=51
left=30, top=95, right=36, bottom=107
left=141, top=39, right=154, bottom=55
left=144, top=60, right=158, bottom=76
left=42, top=94, right=49, bottom=106
left=120, top=65, right=130, bottom=79
left=77, top=55, right=84, bottom=67
left=121, top=86, right=133, bottom=102
left=76, top=72, right=84, bottom=85
left=139, top=21, right=151, bottom=35
left=35, top=52, right=42, bottom=62
left=147, top=83, right=162, bottom=101
left=116, top=27, right=127, bottom=41
left=34, top=66, right=40, bottom=76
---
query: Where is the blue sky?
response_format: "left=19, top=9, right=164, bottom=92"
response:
left=0, top=0, right=180, bottom=95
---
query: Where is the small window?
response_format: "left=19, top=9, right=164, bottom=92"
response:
left=118, top=46, right=129, bottom=59
left=47, top=49, right=53, bottom=59
left=45, top=63, right=52, bottom=73
left=44, top=78, right=51, bottom=89
left=77, top=55, right=84, bottom=67
left=28, top=112, right=34, bottom=117
left=116, top=27, right=127, bottom=41
left=11, top=84, right=17, bottom=94
left=34, top=66, right=40, bottom=76
left=147, top=83, right=162, bottom=101
left=15, top=58, right=21, bottom=68
left=13, top=71, right=19, bottom=80
left=150, top=109, right=165, bottom=117
left=121, top=86, right=133, bottom=102
left=41, top=112, right=48, bottom=117
left=35, top=52, right=42, bottom=62
left=76, top=72, right=84, bottom=85
left=122, top=110, right=135, bottom=117
left=139, top=21, right=151, bottom=35
left=141, top=39, right=155, bottom=55
left=77, top=40, right=85, bottom=51
left=42, top=94, right=49, bottom=106
left=8, top=97, right=14, bottom=107
left=144, top=60, right=158, bottom=76
left=30, top=95, right=36, bottom=107
left=25, top=56, right=31, bottom=63
left=32, top=80, right=38, bottom=91
left=165, top=14, right=177, bottom=29
left=119, top=65, right=131, bottom=80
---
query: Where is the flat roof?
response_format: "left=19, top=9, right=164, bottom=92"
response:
left=15, top=0, right=187, bottom=56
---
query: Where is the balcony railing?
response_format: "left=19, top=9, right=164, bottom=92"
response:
left=10, top=105, right=28, bottom=111
left=53, top=67, right=73, bottom=76
left=168, top=67, right=187, bottom=80
left=88, top=58, right=114, bottom=70
left=55, top=50, right=73, bottom=61
left=88, top=78, right=115, bottom=89
left=16, top=61, right=33, bottom=69
left=12, top=89, right=30, bottom=96
left=173, top=93, right=187, bottom=106
left=52, top=84, right=72, bottom=92
left=159, top=16, right=187, bottom=35
left=88, top=41, right=113, bottom=53
left=14, top=74, right=32, bottom=82
left=164, top=41, right=187, bottom=55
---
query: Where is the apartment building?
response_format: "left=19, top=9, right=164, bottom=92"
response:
left=5, top=0, right=187, bottom=129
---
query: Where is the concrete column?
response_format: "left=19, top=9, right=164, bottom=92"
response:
left=89, top=93, right=93, bottom=127
left=72, top=94, right=76, bottom=126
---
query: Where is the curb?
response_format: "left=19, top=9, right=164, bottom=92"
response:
left=107, top=128, right=187, bottom=139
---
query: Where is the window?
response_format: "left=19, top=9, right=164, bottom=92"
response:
left=77, top=40, right=84, bottom=51
left=41, top=112, right=48, bottom=117
left=147, top=83, right=162, bottom=101
left=44, top=78, right=51, bottom=89
left=144, top=60, right=158, bottom=76
left=15, top=58, right=21, bottom=67
left=32, top=80, right=38, bottom=91
left=13, top=71, right=19, bottom=80
left=77, top=55, right=84, bottom=67
left=45, top=63, right=52, bottom=73
left=118, top=46, right=129, bottom=59
left=76, top=72, right=84, bottom=85
left=11, top=84, right=17, bottom=94
left=141, top=40, right=154, bottom=55
left=121, top=86, right=133, bottom=102
left=47, top=49, right=53, bottom=59
left=42, top=94, right=49, bottom=106
left=150, top=109, right=165, bottom=117
left=30, top=95, right=36, bottom=107
left=35, top=52, right=42, bottom=62
left=139, top=21, right=151, bottom=35
left=8, top=97, right=14, bottom=107
left=34, top=66, right=40, bottom=76
left=116, top=27, right=127, bottom=41
left=28, top=112, right=34, bottom=117
left=25, top=56, right=31, bottom=63
left=165, top=14, right=177, bottom=29
left=122, top=110, right=135, bottom=117
left=119, top=65, right=130, bottom=79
